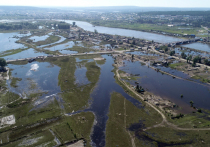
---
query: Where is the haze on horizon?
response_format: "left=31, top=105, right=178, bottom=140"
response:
left=0, top=0, right=210, bottom=8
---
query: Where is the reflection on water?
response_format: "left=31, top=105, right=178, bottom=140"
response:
left=120, top=60, right=210, bottom=113
left=7, top=61, right=62, bottom=110
left=74, top=66, right=90, bottom=86
left=3, top=48, right=48, bottom=60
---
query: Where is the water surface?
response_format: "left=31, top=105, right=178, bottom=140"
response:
left=120, top=60, right=210, bottom=113
left=64, top=20, right=183, bottom=43
left=182, top=43, right=210, bottom=53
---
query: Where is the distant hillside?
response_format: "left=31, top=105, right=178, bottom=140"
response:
left=57, top=6, right=210, bottom=12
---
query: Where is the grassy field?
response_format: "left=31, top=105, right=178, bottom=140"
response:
left=41, top=55, right=101, bottom=113
left=0, top=56, right=100, bottom=146
left=169, top=62, right=186, bottom=69
left=0, top=48, right=28, bottom=58
left=92, top=20, right=205, bottom=36
left=106, top=92, right=162, bottom=147
left=65, top=45, right=95, bottom=53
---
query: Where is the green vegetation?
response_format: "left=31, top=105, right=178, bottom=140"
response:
left=96, top=60, right=106, bottom=65
left=65, top=45, right=94, bottom=53
left=160, top=45, right=168, bottom=52
left=52, top=112, right=94, bottom=146
left=181, top=52, right=187, bottom=59
left=170, top=50, right=175, bottom=56
left=106, top=92, right=162, bottom=147
left=10, top=77, right=22, bottom=88
left=192, top=75, right=210, bottom=83
left=41, top=55, right=101, bottom=113
left=0, top=58, right=7, bottom=68
left=92, top=20, right=201, bottom=36
left=34, top=35, right=61, bottom=46
left=169, top=62, right=185, bottom=69
left=0, top=48, right=28, bottom=57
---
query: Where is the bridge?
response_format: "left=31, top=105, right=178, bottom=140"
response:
left=166, top=38, right=202, bottom=46
left=6, top=50, right=124, bottom=63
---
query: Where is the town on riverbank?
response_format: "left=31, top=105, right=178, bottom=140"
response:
left=0, top=7, right=210, bottom=147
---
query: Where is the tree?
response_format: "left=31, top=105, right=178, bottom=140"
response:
left=160, top=46, right=168, bottom=52
left=132, top=55, right=134, bottom=60
left=73, top=22, right=76, bottom=26
left=186, top=55, right=192, bottom=63
left=94, top=29, right=98, bottom=34
left=193, top=56, right=201, bottom=65
left=0, top=58, right=7, bottom=69
left=204, top=59, right=210, bottom=65
left=170, top=51, right=175, bottom=56
left=181, top=52, right=187, bottom=59
left=190, top=101, right=194, bottom=107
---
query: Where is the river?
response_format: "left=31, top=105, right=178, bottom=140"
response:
left=63, top=20, right=183, bottom=43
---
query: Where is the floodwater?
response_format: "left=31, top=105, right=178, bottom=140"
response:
left=30, top=35, right=49, bottom=42
left=79, top=55, right=143, bottom=147
left=126, top=51, right=160, bottom=56
left=153, top=65, right=190, bottom=79
left=0, top=32, right=26, bottom=52
left=7, top=61, right=62, bottom=110
left=38, top=35, right=66, bottom=48
left=182, top=43, right=210, bottom=53
left=119, top=60, right=210, bottom=113
left=44, top=41, right=80, bottom=54
left=74, top=65, right=90, bottom=86
left=175, top=48, right=210, bottom=57
left=3, top=48, right=48, bottom=60
left=64, top=20, right=183, bottom=43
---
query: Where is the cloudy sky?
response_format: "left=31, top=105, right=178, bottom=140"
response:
left=0, top=0, right=209, bottom=7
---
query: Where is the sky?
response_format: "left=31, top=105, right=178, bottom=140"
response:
left=0, top=0, right=210, bottom=7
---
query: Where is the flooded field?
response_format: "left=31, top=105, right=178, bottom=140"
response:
left=175, top=48, right=210, bottom=57
left=3, top=48, right=48, bottom=60
left=182, top=42, right=210, bottom=53
left=0, top=32, right=27, bottom=52
left=38, top=35, right=66, bottom=48
left=29, top=35, right=49, bottom=42
left=7, top=61, right=61, bottom=110
left=44, top=41, right=84, bottom=54
left=119, top=60, right=210, bottom=113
